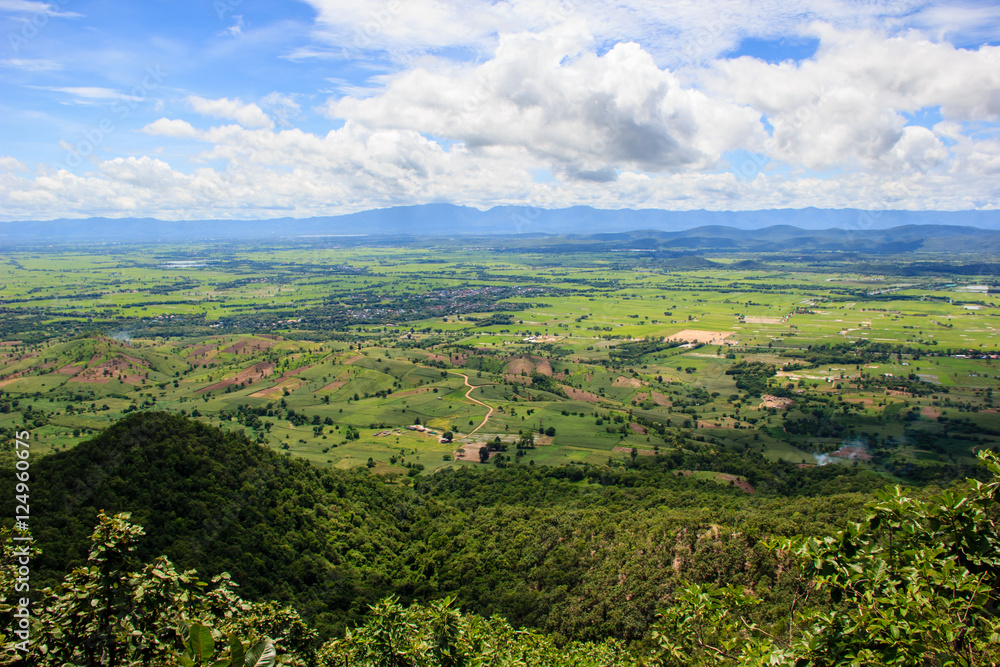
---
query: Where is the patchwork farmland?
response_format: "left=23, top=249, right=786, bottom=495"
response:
left=0, top=238, right=997, bottom=485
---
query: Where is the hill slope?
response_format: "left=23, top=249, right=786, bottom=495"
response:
left=20, top=412, right=435, bottom=634
left=6, top=412, right=886, bottom=640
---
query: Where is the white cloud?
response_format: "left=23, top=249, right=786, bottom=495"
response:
left=327, top=24, right=765, bottom=180
left=142, top=118, right=200, bottom=139
left=702, top=27, right=1000, bottom=171
left=43, top=86, right=122, bottom=99
left=0, top=156, right=28, bottom=172
left=0, top=0, right=80, bottom=17
left=911, top=3, right=1000, bottom=44
left=187, top=95, right=274, bottom=129
left=301, top=0, right=941, bottom=67
left=260, top=92, right=301, bottom=126
left=0, top=58, right=61, bottom=71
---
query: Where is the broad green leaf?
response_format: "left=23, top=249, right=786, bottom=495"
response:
left=229, top=634, right=245, bottom=666
left=189, top=623, right=216, bottom=662
left=244, top=639, right=276, bottom=667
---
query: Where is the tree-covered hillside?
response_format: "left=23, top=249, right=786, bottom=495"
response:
left=2, top=411, right=997, bottom=665
left=5, top=412, right=890, bottom=642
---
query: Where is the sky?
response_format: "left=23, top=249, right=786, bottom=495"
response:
left=1, top=0, right=999, bottom=221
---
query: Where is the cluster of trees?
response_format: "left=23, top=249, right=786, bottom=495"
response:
left=724, top=360, right=777, bottom=396
left=3, top=446, right=997, bottom=665
left=609, top=339, right=682, bottom=362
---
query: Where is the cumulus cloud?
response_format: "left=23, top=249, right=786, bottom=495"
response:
left=188, top=95, right=274, bottom=129
left=142, top=118, right=200, bottom=139
left=0, top=156, right=28, bottom=172
left=702, top=27, right=1000, bottom=171
left=328, top=24, right=765, bottom=180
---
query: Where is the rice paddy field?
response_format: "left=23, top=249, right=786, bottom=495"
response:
left=1, top=239, right=997, bottom=483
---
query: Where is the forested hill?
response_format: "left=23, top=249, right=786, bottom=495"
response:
left=10, top=412, right=889, bottom=640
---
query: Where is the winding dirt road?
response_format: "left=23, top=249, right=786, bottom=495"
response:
left=451, top=371, right=494, bottom=435
left=413, top=363, right=494, bottom=435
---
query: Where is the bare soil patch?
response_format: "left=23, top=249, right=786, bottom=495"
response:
left=831, top=445, right=873, bottom=461
left=843, top=397, right=875, bottom=406
left=675, top=470, right=755, bottom=493
left=422, top=353, right=449, bottom=363
left=650, top=391, right=672, bottom=406
left=666, top=329, right=733, bottom=344
left=921, top=406, right=942, bottom=418
left=186, top=343, right=219, bottom=365
left=197, top=361, right=275, bottom=394
left=221, top=338, right=277, bottom=355
left=505, top=357, right=534, bottom=376
left=56, top=364, right=83, bottom=376
left=561, top=385, right=603, bottom=403
left=612, top=376, right=643, bottom=388
left=251, top=377, right=304, bottom=399
left=72, top=354, right=150, bottom=385
left=320, top=371, right=351, bottom=392
left=629, top=422, right=647, bottom=435
left=453, top=441, right=493, bottom=461
left=188, top=343, right=216, bottom=357
left=759, top=395, right=796, bottom=409
left=743, top=317, right=783, bottom=324
left=250, top=365, right=314, bottom=398
left=533, top=358, right=553, bottom=376
left=717, top=474, right=756, bottom=493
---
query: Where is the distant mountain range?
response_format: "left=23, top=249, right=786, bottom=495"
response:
left=2, top=205, right=1000, bottom=246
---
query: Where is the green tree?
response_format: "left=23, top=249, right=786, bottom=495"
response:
left=25, top=512, right=309, bottom=667
left=651, top=450, right=1000, bottom=666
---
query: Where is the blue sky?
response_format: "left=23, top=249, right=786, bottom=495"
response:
left=1, top=0, right=999, bottom=220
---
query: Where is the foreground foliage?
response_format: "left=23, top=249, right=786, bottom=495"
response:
left=654, top=450, right=1000, bottom=666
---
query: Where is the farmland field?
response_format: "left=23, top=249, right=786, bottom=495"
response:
left=1, top=237, right=998, bottom=484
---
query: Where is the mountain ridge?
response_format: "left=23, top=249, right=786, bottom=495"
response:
left=2, top=205, right=1000, bottom=243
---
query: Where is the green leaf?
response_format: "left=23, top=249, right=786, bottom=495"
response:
left=244, top=639, right=276, bottom=667
left=228, top=634, right=245, bottom=666
left=189, top=623, right=216, bottom=662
